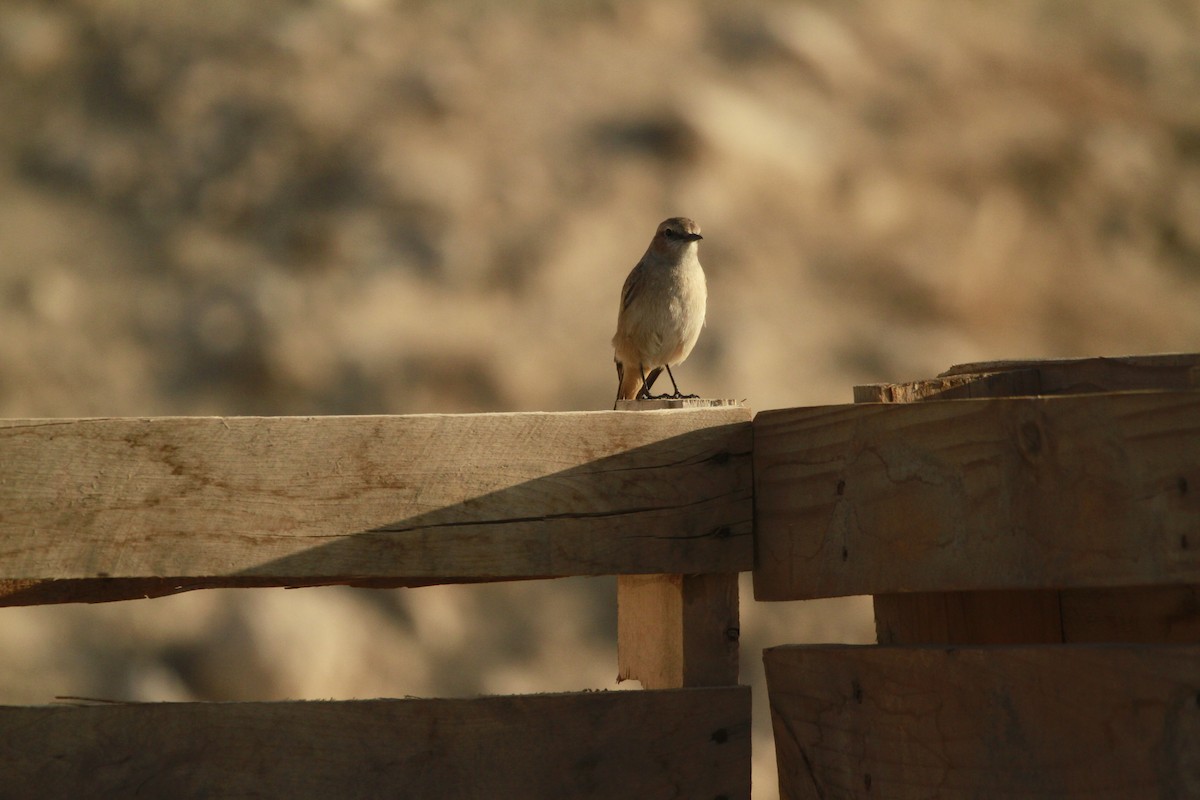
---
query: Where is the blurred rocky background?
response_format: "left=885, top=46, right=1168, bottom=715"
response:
left=2, top=0, right=1199, bottom=794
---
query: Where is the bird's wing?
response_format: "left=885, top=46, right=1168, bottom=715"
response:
left=620, top=260, right=646, bottom=311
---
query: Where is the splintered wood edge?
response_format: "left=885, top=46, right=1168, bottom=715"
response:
left=855, top=353, right=1200, bottom=403
left=614, top=398, right=744, bottom=410
left=939, top=352, right=1200, bottom=377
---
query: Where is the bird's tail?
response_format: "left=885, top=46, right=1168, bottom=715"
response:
left=613, top=362, right=662, bottom=408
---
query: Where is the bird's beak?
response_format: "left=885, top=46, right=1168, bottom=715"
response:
left=685, top=233, right=703, bottom=241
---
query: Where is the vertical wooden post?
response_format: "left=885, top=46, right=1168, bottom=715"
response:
left=614, top=398, right=742, bottom=688
left=617, top=573, right=739, bottom=688
left=858, top=355, right=1200, bottom=645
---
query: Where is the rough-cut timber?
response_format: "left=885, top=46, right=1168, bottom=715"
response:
left=753, top=390, right=1200, bottom=600
left=765, top=644, right=1200, bottom=800
left=854, top=352, right=1200, bottom=403
left=617, top=573, right=739, bottom=688
left=614, top=397, right=741, bottom=411
left=1, top=688, right=752, bottom=799
left=0, top=410, right=752, bottom=605
left=857, top=352, right=1200, bottom=644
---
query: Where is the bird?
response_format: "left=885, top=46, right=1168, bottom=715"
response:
left=611, top=217, right=707, bottom=408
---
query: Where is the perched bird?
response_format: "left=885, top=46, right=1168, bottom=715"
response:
left=611, top=217, right=707, bottom=408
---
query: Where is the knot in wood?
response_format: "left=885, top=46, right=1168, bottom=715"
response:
left=1017, top=420, right=1043, bottom=460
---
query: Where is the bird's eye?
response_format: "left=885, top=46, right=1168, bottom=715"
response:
left=663, top=229, right=676, bottom=239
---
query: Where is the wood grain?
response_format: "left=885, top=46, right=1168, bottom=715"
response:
left=617, top=573, right=739, bottom=688
left=1, top=688, right=752, bottom=799
left=764, top=644, right=1200, bottom=800
left=753, top=390, right=1200, bottom=600
left=0, top=410, right=752, bottom=604
left=857, top=354, right=1200, bottom=644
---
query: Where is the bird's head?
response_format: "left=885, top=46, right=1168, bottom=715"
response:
left=651, top=217, right=703, bottom=256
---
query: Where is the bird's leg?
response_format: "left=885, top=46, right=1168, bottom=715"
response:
left=664, top=365, right=699, bottom=400
left=635, top=365, right=652, bottom=400
left=641, top=367, right=669, bottom=400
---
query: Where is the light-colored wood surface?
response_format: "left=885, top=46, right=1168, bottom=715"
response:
left=753, top=390, right=1200, bottom=600
left=0, top=410, right=752, bottom=604
left=614, top=397, right=742, bottom=410
left=765, top=644, right=1200, bottom=800
left=617, top=573, right=739, bottom=688
left=1, top=688, right=752, bottom=799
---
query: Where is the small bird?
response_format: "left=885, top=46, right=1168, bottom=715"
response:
left=612, top=217, right=707, bottom=408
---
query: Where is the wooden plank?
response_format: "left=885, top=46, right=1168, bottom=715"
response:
left=855, top=352, right=1200, bottom=403
left=874, top=587, right=1200, bottom=644
left=941, top=352, right=1200, bottom=382
left=764, top=644, right=1200, bottom=800
left=617, top=573, right=740, bottom=688
left=858, top=354, right=1200, bottom=644
left=1059, top=585, right=1200, bottom=642
left=873, top=590, right=1064, bottom=644
left=0, top=687, right=752, bottom=799
left=0, top=410, right=752, bottom=605
left=614, top=398, right=742, bottom=411
left=753, top=390, right=1200, bottom=600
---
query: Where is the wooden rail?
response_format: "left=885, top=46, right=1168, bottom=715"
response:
left=0, top=405, right=753, bottom=798
left=764, top=644, right=1200, bottom=798
left=757, top=353, right=1200, bottom=799
left=3, top=688, right=751, bottom=798
left=0, top=409, right=752, bottom=605
left=6, top=353, right=1200, bottom=798
left=754, top=390, right=1200, bottom=599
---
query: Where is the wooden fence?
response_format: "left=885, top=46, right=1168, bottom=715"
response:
left=758, top=354, right=1200, bottom=798
left=0, top=406, right=753, bottom=797
left=1, top=354, right=1198, bottom=797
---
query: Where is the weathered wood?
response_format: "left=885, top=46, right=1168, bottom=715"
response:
left=853, top=368, right=1042, bottom=403
left=753, top=390, right=1200, bottom=601
left=617, top=573, right=739, bottom=688
left=855, top=352, right=1200, bottom=403
left=614, top=401, right=743, bottom=689
left=764, top=644, right=1200, bottom=800
left=0, top=411, right=752, bottom=605
left=857, top=354, right=1200, bottom=644
left=941, top=352, right=1200, bottom=382
left=614, top=397, right=742, bottom=411
left=0, top=688, right=752, bottom=799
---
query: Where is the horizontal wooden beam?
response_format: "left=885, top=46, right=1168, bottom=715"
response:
left=764, top=644, right=1200, bottom=800
left=855, top=352, right=1200, bottom=403
left=754, top=390, right=1200, bottom=600
left=2, top=688, right=751, bottom=798
left=0, top=410, right=752, bottom=605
